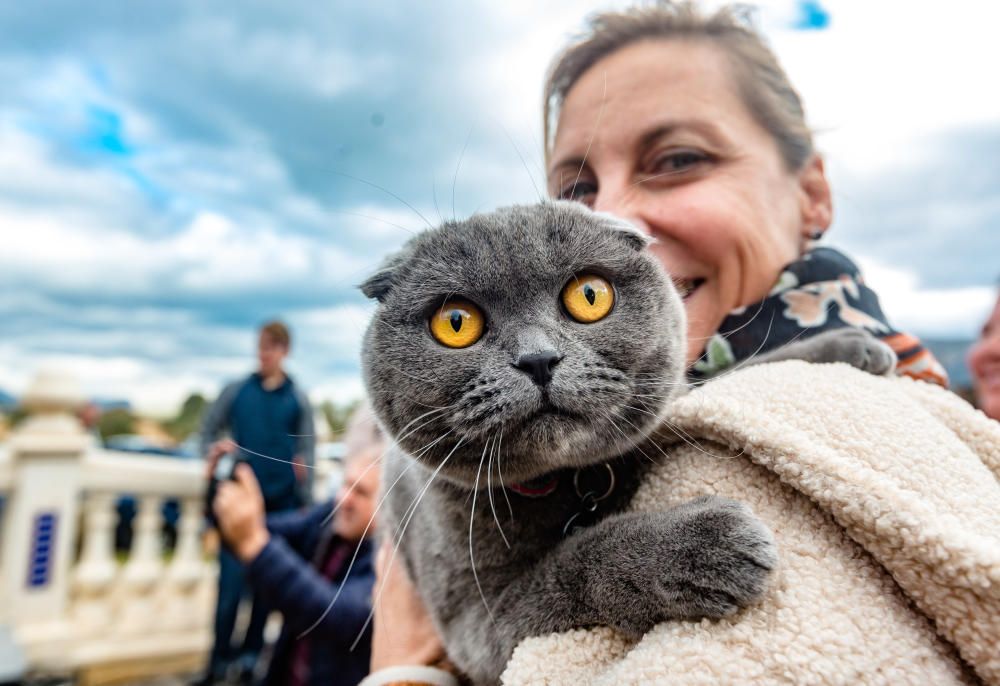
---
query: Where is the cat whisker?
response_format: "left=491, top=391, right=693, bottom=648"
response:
left=352, top=436, right=468, bottom=650
left=432, top=176, right=444, bottom=225
left=228, top=442, right=319, bottom=470
left=394, top=406, right=455, bottom=446
left=317, top=426, right=455, bottom=531
left=494, top=119, right=544, bottom=202
left=328, top=170, right=435, bottom=230
left=469, top=439, right=498, bottom=627
left=597, top=409, right=656, bottom=464
left=495, top=425, right=514, bottom=525
left=317, top=447, right=386, bottom=528
left=621, top=392, right=745, bottom=461
left=367, top=353, right=445, bottom=387
left=329, top=208, right=417, bottom=236
left=485, top=434, right=511, bottom=549
left=568, top=70, right=607, bottom=201
left=686, top=312, right=797, bottom=388
left=656, top=415, right=746, bottom=461
left=296, top=452, right=419, bottom=639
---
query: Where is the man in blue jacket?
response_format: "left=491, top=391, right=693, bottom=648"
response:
left=213, top=417, right=381, bottom=686
left=198, top=320, right=315, bottom=684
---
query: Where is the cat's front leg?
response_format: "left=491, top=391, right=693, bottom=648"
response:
left=497, top=495, right=777, bottom=648
left=748, top=327, right=896, bottom=375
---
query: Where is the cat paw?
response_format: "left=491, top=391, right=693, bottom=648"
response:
left=657, top=496, right=777, bottom=619
left=824, top=328, right=897, bottom=375
left=591, top=497, right=777, bottom=635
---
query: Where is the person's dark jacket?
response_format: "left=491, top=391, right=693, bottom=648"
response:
left=246, top=502, right=375, bottom=686
left=200, top=373, right=315, bottom=507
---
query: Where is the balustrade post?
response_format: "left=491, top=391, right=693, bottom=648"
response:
left=116, top=494, right=165, bottom=634
left=0, top=370, right=87, bottom=668
left=161, top=497, right=208, bottom=631
left=72, top=493, right=118, bottom=631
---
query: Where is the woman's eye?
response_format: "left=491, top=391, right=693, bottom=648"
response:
left=562, top=274, right=614, bottom=323
left=429, top=299, right=485, bottom=348
left=651, top=149, right=709, bottom=174
left=557, top=180, right=597, bottom=206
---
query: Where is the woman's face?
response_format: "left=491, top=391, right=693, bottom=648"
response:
left=548, top=40, right=831, bottom=363
left=968, top=295, right=1000, bottom=420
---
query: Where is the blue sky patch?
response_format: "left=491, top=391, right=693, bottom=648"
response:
left=793, top=0, right=830, bottom=30
left=81, top=104, right=133, bottom=157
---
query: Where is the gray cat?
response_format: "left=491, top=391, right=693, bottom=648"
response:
left=360, top=201, right=895, bottom=684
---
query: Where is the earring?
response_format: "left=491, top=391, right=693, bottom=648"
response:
left=808, top=228, right=823, bottom=240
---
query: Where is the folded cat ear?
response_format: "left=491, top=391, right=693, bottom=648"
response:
left=594, top=212, right=655, bottom=251
left=359, top=248, right=413, bottom=302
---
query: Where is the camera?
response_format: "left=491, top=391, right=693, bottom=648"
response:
left=205, top=450, right=246, bottom=523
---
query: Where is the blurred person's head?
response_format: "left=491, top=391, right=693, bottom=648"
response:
left=78, top=400, right=101, bottom=430
left=968, top=291, right=1000, bottom=420
left=544, top=2, right=831, bottom=363
left=258, top=320, right=290, bottom=378
left=333, top=401, right=385, bottom=541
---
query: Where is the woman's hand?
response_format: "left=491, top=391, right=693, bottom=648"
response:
left=371, top=542, right=448, bottom=671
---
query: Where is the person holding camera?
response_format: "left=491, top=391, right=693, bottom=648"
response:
left=212, top=424, right=381, bottom=686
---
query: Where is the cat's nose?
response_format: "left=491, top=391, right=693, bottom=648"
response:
left=513, top=350, right=563, bottom=387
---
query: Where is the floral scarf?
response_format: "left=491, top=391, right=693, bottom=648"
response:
left=689, top=246, right=948, bottom=387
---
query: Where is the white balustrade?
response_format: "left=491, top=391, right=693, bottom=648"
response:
left=0, top=371, right=217, bottom=681
left=72, top=492, right=118, bottom=631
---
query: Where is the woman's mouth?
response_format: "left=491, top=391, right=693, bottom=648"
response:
left=674, top=277, right=706, bottom=300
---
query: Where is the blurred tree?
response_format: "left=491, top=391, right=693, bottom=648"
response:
left=321, top=399, right=361, bottom=440
left=164, top=392, right=207, bottom=441
left=6, top=406, right=29, bottom=428
left=98, top=408, right=135, bottom=440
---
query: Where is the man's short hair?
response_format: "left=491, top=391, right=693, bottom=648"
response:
left=260, top=320, right=291, bottom=349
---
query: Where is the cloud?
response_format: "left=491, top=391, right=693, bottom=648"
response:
left=830, top=125, right=1000, bottom=291
left=856, top=257, right=996, bottom=339
left=1, top=0, right=997, bottom=413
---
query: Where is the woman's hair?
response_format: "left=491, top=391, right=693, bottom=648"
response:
left=543, top=1, right=813, bottom=171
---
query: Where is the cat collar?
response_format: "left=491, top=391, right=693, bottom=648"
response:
left=508, top=476, right=559, bottom=497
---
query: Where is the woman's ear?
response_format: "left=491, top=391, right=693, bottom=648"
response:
left=797, top=154, right=833, bottom=239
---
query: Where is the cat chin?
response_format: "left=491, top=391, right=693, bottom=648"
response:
left=424, top=414, right=648, bottom=488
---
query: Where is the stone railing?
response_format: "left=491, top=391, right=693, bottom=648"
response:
left=0, top=372, right=216, bottom=683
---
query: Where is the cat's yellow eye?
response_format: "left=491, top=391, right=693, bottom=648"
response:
left=430, top=299, right=485, bottom=348
left=562, top=274, right=614, bottom=323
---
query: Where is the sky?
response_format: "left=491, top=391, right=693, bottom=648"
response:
left=1, top=0, right=997, bottom=415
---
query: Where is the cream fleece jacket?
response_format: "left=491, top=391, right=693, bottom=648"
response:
left=502, top=361, right=1000, bottom=686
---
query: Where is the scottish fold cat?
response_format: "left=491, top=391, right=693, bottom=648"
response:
left=360, top=201, right=894, bottom=683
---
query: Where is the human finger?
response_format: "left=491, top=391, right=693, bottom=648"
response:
left=233, top=463, right=263, bottom=499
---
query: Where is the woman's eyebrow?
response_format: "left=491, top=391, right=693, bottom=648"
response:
left=547, top=157, right=588, bottom=180
left=636, top=120, right=727, bottom=150
left=546, top=162, right=588, bottom=189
